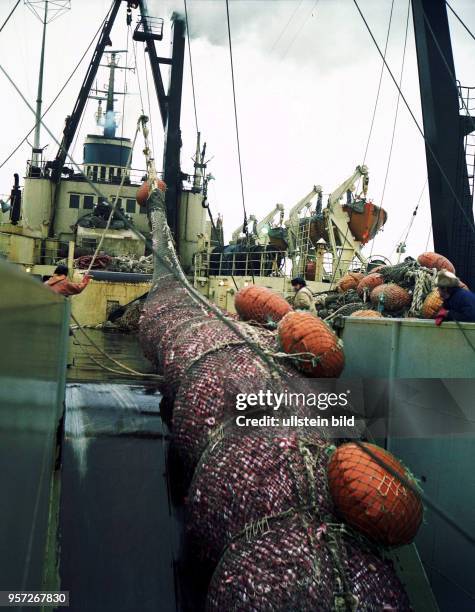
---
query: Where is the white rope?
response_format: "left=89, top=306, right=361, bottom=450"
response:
left=407, top=267, right=436, bottom=316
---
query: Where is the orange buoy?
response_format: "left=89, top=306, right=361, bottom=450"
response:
left=234, top=285, right=292, bottom=325
left=370, top=283, right=411, bottom=312
left=417, top=251, right=455, bottom=273
left=350, top=309, right=382, bottom=318
left=337, top=272, right=364, bottom=293
left=356, top=273, right=383, bottom=297
left=421, top=289, right=443, bottom=319
left=327, top=442, right=423, bottom=547
left=136, top=178, right=167, bottom=206
left=278, top=311, right=344, bottom=377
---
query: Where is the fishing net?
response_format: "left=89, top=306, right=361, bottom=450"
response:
left=163, top=320, right=278, bottom=395
left=186, top=429, right=332, bottom=566
left=171, top=348, right=303, bottom=472
left=139, top=188, right=412, bottom=610
left=207, top=515, right=411, bottom=611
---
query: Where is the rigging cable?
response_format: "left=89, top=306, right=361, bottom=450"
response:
left=71, top=314, right=163, bottom=381
left=225, top=0, right=253, bottom=282
left=0, top=0, right=20, bottom=33
left=353, top=0, right=475, bottom=355
left=401, top=178, right=427, bottom=248
left=117, top=23, right=131, bottom=173
left=184, top=0, right=199, bottom=135
left=183, top=0, right=237, bottom=288
left=269, top=0, right=303, bottom=53
left=132, top=38, right=145, bottom=113
left=390, top=178, right=427, bottom=259
left=445, top=0, right=475, bottom=44
left=0, top=2, right=111, bottom=170
left=329, top=0, right=394, bottom=290
left=143, top=44, right=155, bottom=159
left=369, top=0, right=411, bottom=259
left=425, top=223, right=432, bottom=251
left=280, top=0, right=319, bottom=62
left=362, top=0, right=395, bottom=165
left=352, top=0, right=475, bottom=236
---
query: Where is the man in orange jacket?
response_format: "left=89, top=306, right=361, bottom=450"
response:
left=44, top=264, right=91, bottom=296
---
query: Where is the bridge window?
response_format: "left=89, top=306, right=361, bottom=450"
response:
left=69, top=194, right=80, bottom=209
left=126, top=199, right=136, bottom=213
left=83, top=195, right=94, bottom=210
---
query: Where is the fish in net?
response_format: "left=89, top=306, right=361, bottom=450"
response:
left=207, top=514, right=411, bottom=611
left=187, top=428, right=332, bottom=566
left=139, top=188, right=413, bottom=610
left=163, top=319, right=278, bottom=395
left=171, top=344, right=298, bottom=472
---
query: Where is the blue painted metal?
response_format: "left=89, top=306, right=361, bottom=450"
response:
left=340, top=318, right=475, bottom=378
left=0, top=261, right=70, bottom=590
left=83, top=136, right=132, bottom=167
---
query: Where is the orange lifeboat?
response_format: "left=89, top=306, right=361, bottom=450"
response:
left=342, top=200, right=387, bottom=245
left=305, top=200, right=387, bottom=246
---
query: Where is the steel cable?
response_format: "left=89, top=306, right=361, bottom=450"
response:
left=352, top=0, right=475, bottom=236
left=329, top=0, right=394, bottom=290
left=0, top=2, right=111, bottom=170
left=0, top=0, right=20, bottom=34
left=369, top=0, right=411, bottom=259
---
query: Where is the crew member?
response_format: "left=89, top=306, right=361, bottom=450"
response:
left=435, top=270, right=475, bottom=325
left=291, top=277, right=316, bottom=313
left=44, top=265, right=90, bottom=297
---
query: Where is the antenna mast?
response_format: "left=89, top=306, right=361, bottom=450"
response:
left=24, top=0, right=71, bottom=165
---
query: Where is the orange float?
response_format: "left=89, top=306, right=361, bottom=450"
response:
left=421, top=290, right=443, bottom=319
left=278, top=311, right=344, bottom=377
left=417, top=251, right=455, bottom=273
left=234, top=285, right=292, bottom=325
left=370, top=283, right=411, bottom=312
left=136, top=178, right=167, bottom=206
left=356, top=273, right=384, bottom=297
left=350, top=309, right=382, bottom=318
left=327, top=442, right=423, bottom=546
left=337, top=272, right=364, bottom=293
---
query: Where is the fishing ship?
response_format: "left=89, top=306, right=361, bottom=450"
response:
left=0, top=1, right=474, bottom=611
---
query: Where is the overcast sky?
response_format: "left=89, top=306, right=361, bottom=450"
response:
left=1, top=0, right=475, bottom=260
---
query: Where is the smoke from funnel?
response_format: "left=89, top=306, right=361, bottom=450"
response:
left=104, top=110, right=117, bottom=138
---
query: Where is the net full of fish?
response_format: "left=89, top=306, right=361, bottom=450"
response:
left=139, top=188, right=413, bottom=610
left=186, top=429, right=332, bottom=566
left=206, top=513, right=411, bottom=611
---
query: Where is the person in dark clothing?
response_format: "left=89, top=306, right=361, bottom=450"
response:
left=435, top=270, right=475, bottom=325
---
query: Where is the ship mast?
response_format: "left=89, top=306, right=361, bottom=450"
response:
left=25, top=0, right=70, bottom=166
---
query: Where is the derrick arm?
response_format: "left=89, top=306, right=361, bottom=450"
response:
left=255, top=203, right=284, bottom=235
left=328, top=165, right=368, bottom=208
left=51, top=1, right=122, bottom=183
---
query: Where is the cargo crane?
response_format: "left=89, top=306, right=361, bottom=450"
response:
left=253, top=202, right=285, bottom=245
left=284, top=166, right=386, bottom=282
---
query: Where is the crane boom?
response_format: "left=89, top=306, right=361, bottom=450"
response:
left=328, top=165, right=368, bottom=208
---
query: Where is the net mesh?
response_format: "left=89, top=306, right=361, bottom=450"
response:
left=186, top=429, right=332, bottom=566
left=206, top=514, right=411, bottom=611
